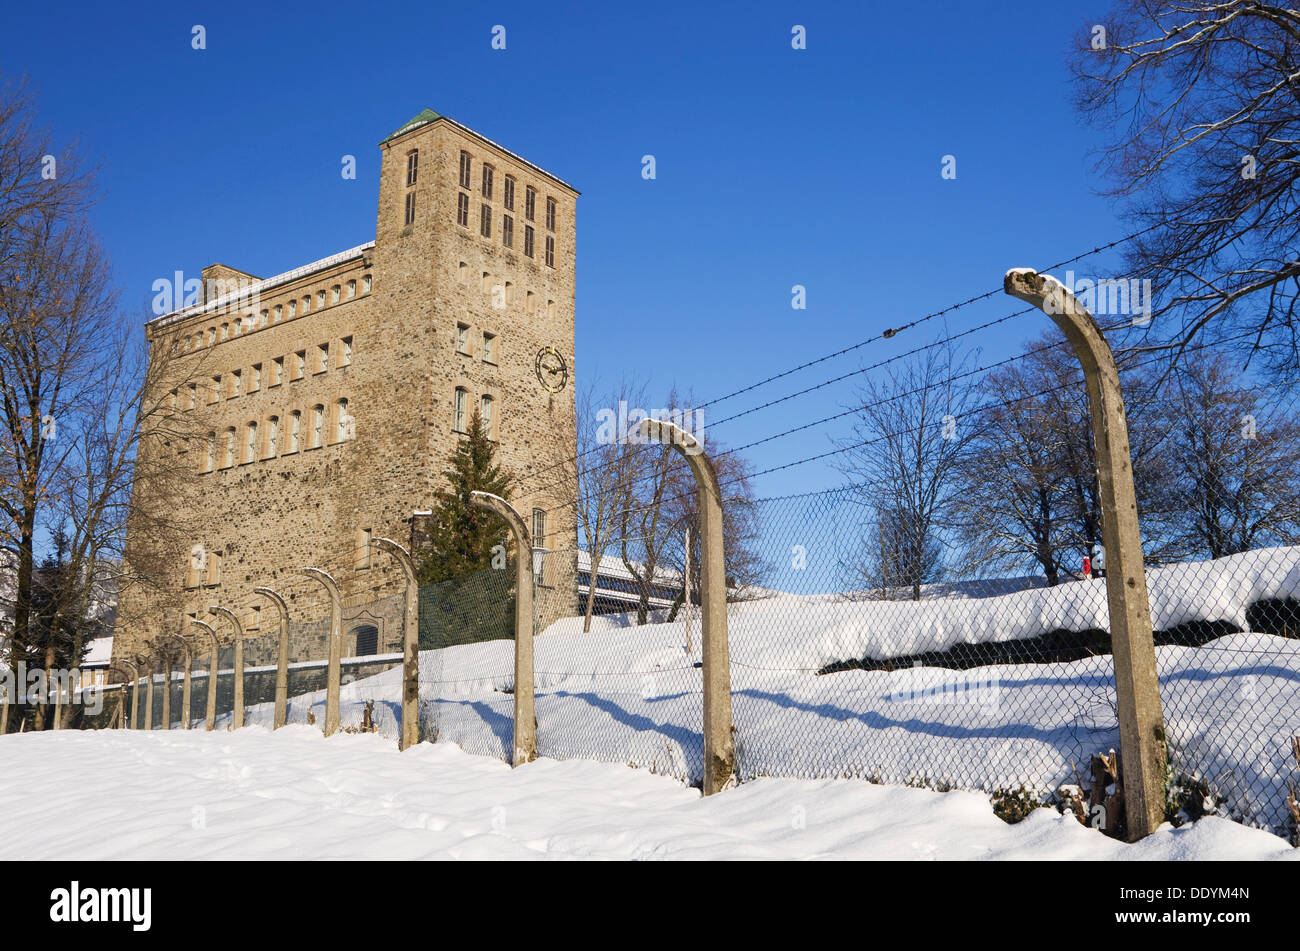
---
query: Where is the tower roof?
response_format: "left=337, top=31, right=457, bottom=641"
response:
left=381, top=108, right=442, bottom=144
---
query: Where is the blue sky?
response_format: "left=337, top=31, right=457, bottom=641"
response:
left=3, top=0, right=1132, bottom=505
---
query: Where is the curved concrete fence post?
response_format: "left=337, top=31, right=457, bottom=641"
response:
left=254, top=587, right=291, bottom=730
left=299, top=568, right=343, bottom=736
left=105, top=666, right=131, bottom=728
left=637, top=417, right=736, bottom=796
left=1005, top=267, right=1168, bottom=841
left=139, top=654, right=156, bottom=731
left=373, top=537, right=421, bottom=751
left=116, top=659, right=139, bottom=730
left=162, top=632, right=193, bottom=729
left=189, top=621, right=220, bottom=731
left=468, top=492, right=536, bottom=766
left=210, top=607, right=246, bottom=730
left=53, top=673, right=63, bottom=731
left=158, top=644, right=173, bottom=731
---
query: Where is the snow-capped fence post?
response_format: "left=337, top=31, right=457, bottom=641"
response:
left=468, top=492, right=536, bottom=766
left=210, top=606, right=246, bottom=729
left=1004, top=267, right=1168, bottom=841
left=253, top=587, right=291, bottom=730
left=299, top=568, right=344, bottom=736
left=372, top=537, right=421, bottom=751
left=189, top=621, right=220, bottom=731
left=162, top=632, right=193, bottom=729
left=636, top=417, right=736, bottom=796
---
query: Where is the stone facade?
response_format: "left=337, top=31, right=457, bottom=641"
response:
left=114, top=109, right=579, bottom=669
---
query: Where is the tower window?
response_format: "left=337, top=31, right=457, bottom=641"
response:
left=271, top=356, right=283, bottom=386
left=525, top=185, right=536, bottom=221
left=267, top=416, right=279, bottom=457
left=481, top=163, right=494, bottom=199
left=480, top=394, right=494, bottom=438
left=362, top=274, right=372, bottom=294
left=459, top=150, right=472, bottom=188
left=502, top=214, right=514, bottom=248
left=288, top=300, right=297, bottom=318
left=480, top=203, right=491, bottom=238
left=503, top=175, right=515, bottom=211
left=457, top=262, right=468, bottom=283
left=250, top=363, right=261, bottom=392
left=317, top=343, right=329, bottom=373
left=482, top=332, right=496, bottom=364
left=524, top=225, right=534, bottom=258
left=341, top=336, right=353, bottom=366
left=311, top=405, right=324, bottom=448
left=335, top=398, right=351, bottom=442
left=456, top=324, right=470, bottom=354
left=453, top=387, right=467, bottom=432
left=406, top=149, right=418, bottom=187
left=244, top=421, right=257, bottom=463
left=546, top=196, right=556, bottom=231
left=404, top=192, right=416, bottom=226
left=289, top=411, right=302, bottom=452
left=223, top=428, right=236, bottom=468
left=346, top=279, right=356, bottom=299
left=457, top=193, right=470, bottom=227
left=331, top=285, right=340, bottom=305
left=545, top=235, right=555, bottom=268
left=274, top=304, right=283, bottom=323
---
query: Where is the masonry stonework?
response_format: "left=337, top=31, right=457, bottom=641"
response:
left=115, top=109, right=579, bottom=670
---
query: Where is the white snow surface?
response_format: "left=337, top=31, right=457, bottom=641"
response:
left=1, top=727, right=1295, bottom=860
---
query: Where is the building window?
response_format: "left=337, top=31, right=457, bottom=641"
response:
left=363, top=274, right=372, bottom=294
left=274, top=305, right=283, bottom=323
left=289, top=411, right=301, bottom=452
left=260, top=309, right=269, bottom=329
left=294, top=350, right=305, bottom=380
left=459, top=150, right=472, bottom=188
left=220, top=323, right=229, bottom=341
left=546, top=196, right=556, bottom=231
left=456, top=324, right=470, bottom=354
left=504, top=281, right=512, bottom=306
left=355, top=528, right=372, bottom=570
left=267, top=416, right=279, bottom=457
left=210, top=375, right=221, bottom=404
left=207, top=551, right=223, bottom=587
left=271, top=356, right=283, bottom=386
left=288, top=300, right=297, bottom=318
left=301, top=295, right=310, bottom=314
left=244, top=421, right=257, bottom=463
left=205, top=432, right=216, bottom=473
left=480, top=394, right=494, bottom=438
left=347, top=279, right=356, bottom=299
left=457, top=192, right=470, bottom=227
left=524, top=225, right=534, bottom=258
left=335, top=398, right=350, bottom=442
left=341, top=336, right=353, bottom=366
left=318, top=290, right=326, bottom=309
left=482, top=332, right=496, bottom=364
left=502, top=214, right=514, bottom=248
left=331, top=285, right=340, bottom=305
left=457, top=262, right=468, bottom=283
left=525, top=185, right=536, bottom=221
left=317, top=343, right=329, bottom=373
left=532, top=509, right=547, bottom=584
left=223, top=428, right=236, bottom=468
left=546, top=299, right=556, bottom=319
left=230, top=370, right=241, bottom=399
left=545, top=235, right=555, bottom=268
left=188, top=383, right=198, bottom=409
left=503, top=175, right=515, bottom=211
left=481, top=163, right=494, bottom=199
left=251, top=363, right=261, bottom=392
left=311, top=405, right=324, bottom=448
left=406, top=149, right=418, bottom=187
left=453, top=387, right=467, bottom=432
left=480, top=203, right=491, bottom=238
left=207, top=327, right=216, bottom=345
left=404, top=192, right=416, bottom=226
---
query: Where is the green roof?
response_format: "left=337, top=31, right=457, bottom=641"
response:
left=381, top=108, right=442, bottom=144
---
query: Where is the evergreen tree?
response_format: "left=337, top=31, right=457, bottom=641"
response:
left=417, top=410, right=514, bottom=585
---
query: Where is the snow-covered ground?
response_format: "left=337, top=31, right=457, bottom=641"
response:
left=1, top=727, right=1295, bottom=860
left=134, top=547, right=1300, bottom=837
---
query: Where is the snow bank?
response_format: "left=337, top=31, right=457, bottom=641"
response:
left=1, top=728, right=1294, bottom=860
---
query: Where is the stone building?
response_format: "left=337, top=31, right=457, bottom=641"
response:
left=114, top=108, right=579, bottom=669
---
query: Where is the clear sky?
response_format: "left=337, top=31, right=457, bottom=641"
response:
left=2, top=0, right=1134, bottom=503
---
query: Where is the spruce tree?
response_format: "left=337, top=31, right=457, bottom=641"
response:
left=417, top=409, right=513, bottom=585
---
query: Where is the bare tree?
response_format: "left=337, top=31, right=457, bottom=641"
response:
left=836, top=340, right=977, bottom=601
left=1073, top=2, right=1300, bottom=371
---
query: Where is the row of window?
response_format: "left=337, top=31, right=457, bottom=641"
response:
left=456, top=264, right=558, bottom=318
left=459, top=150, right=556, bottom=227
left=171, top=337, right=353, bottom=410
left=201, top=398, right=352, bottom=472
left=177, top=277, right=369, bottom=354
left=456, top=193, right=556, bottom=266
